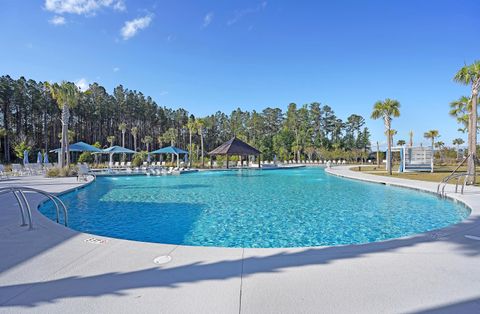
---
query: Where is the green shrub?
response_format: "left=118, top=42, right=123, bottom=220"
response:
left=46, top=166, right=77, bottom=177
left=78, top=152, right=93, bottom=163
left=46, top=167, right=60, bottom=177
left=14, top=142, right=31, bottom=160
left=132, top=151, right=147, bottom=167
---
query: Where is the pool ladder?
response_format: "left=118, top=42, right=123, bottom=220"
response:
left=436, top=154, right=474, bottom=198
left=0, top=186, right=68, bottom=230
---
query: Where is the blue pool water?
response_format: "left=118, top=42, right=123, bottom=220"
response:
left=39, top=168, right=470, bottom=248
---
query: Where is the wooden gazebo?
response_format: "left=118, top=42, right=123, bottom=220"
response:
left=208, top=137, right=261, bottom=169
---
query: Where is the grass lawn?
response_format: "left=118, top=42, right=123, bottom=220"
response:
left=351, top=164, right=479, bottom=185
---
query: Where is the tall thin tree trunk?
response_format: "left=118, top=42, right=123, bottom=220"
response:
left=376, top=141, right=380, bottom=167
left=200, top=133, right=204, bottom=167
left=387, top=130, right=392, bottom=175
left=3, top=102, right=10, bottom=163
left=60, top=104, right=70, bottom=168
left=189, top=130, right=192, bottom=166
left=384, top=115, right=392, bottom=175
left=60, top=123, right=66, bottom=168
left=468, top=90, right=478, bottom=184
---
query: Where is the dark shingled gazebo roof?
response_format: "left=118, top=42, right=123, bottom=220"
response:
left=208, top=137, right=261, bottom=156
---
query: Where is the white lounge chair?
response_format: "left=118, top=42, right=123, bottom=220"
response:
left=77, top=164, right=91, bottom=181
left=11, top=164, right=25, bottom=176
left=0, top=164, right=9, bottom=180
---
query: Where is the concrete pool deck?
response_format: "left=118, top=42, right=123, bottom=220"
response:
left=0, top=168, right=480, bottom=313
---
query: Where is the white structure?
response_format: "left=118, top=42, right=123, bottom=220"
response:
left=390, top=146, right=434, bottom=173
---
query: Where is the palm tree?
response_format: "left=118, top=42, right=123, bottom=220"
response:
left=424, top=130, right=439, bottom=149
left=388, top=129, right=397, bottom=146
left=452, top=138, right=465, bottom=160
left=409, top=130, right=414, bottom=147
left=449, top=96, right=471, bottom=133
left=397, top=139, right=406, bottom=146
left=107, top=135, right=115, bottom=147
left=435, top=141, right=445, bottom=163
left=163, top=128, right=177, bottom=162
left=142, top=136, right=153, bottom=152
left=371, top=98, right=401, bottom=175
left=46, top=81, right=80, bottom=168
left=118, top=122, right=127, bottom=147
left=196, top=118, right=205, bottom=167
left=131, top=126, right=138, bottom=151
left=163, top=128, right=177, bottom=146
left=454, top=61, right=480, bottom=183
left=157, top=135, right=164, bottom=148
left=186, top=117, right=196, bottom=166
left=118, top=122, right=127, bottom=161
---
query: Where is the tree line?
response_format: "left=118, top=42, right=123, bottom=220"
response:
left=0, top=75, right=372, bottom=165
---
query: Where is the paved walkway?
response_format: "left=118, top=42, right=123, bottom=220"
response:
left=0, top=170, right=480, bottom=313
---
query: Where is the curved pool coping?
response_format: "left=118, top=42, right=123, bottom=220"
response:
left=3, top=169, right=480, bottom=313
left=34, top=166, right=480, bottom=250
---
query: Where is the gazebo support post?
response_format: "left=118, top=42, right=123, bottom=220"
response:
left=210, top=156, right=213, bottom=168
left=207, top=137, right=261, bottom=170
left=258, top=154, right=261, bottom=168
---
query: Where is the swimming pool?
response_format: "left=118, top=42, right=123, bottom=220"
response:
left=39, top=168, right=470, bottom=248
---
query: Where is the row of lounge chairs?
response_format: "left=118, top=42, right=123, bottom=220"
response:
left=145, top=167, right=186, bottom=176
left=98, top=161, right=186, bottom=176
left=0, top=164, right=8, bottom=180
left=214, top=160, right=349, bottom=168
left=280, top=160, right=348, bottom=165
left=109, top=161, right=185, bottom=169
left=0, top=163, right=55, bottom=178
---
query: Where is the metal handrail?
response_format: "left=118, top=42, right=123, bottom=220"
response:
left=436, top=154, right=471, bottom=194
left=0, top=186, right=68, bottom=229
left=439, top=172, right=474, bottom=197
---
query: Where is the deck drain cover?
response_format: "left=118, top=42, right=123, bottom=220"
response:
left=153, top=255, right=172, bottom=265
left=84, top=237, right=107, bottom=244
left=465, top=235, right=480, bottom=241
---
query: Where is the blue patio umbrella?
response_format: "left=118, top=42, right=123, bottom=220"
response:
left=37, top=152, right=43, bottom=163
left=44, top=153, right=49, bottom=164
left=101, top=146, right=136, bottom=167
left=102, top=146, right=136, bottom=154
left=150, top=146, right=189, bottom=155
left=50, top=141, right=102, bottom=153
left=23, top=150, right=29, bottom=165
left=151, top=146, right=188, bottom=168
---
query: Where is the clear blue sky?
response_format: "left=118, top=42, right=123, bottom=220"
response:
left=1, top=0, right=479, bottom=147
